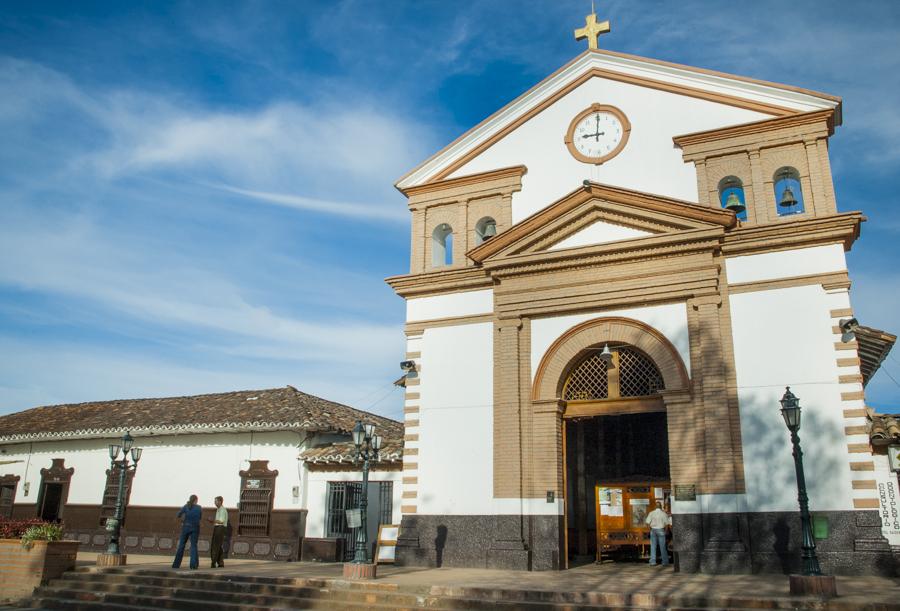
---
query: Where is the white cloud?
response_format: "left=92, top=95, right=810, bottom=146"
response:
left=212, top=184, right=406, bottom=222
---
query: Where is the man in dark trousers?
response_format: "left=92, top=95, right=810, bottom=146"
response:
left=208, top=495, right=228, bottom=568
left=172, top=494, right=202, bottom=569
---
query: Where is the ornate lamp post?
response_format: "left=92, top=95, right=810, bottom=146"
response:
left=343, top=420, right=382, bottom=579
left=98, top=432, right=142, bottom=566
left=780, top=388, right=836, bottom=597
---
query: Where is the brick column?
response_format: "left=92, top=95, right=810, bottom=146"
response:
left=748, top=150, right=767, bottom=224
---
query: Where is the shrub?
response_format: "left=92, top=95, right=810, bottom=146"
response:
left=0, top=518, right=47, bottom=539
left=21, top=522, right=64, bottom=548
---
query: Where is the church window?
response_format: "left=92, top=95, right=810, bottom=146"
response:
left=99, top=468, right=134, bottom=527
left=773, top=166, right=804, bottom=215
left=431, top=224, right=453, bottom=267
left=475, top=217, right=497, bottom=245
left=563, top=345, right=664, bottom=401
left=718, top=176, right=747, bottom=221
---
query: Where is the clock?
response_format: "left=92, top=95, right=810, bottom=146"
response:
left=564, top=104, right=631, bottom=165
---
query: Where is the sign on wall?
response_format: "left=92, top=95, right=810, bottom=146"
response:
left=375, top=524, right=399, bottom=565
left=875, top=455, right=900, bottom=546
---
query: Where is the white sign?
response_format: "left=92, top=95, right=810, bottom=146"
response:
left=888, top=446, right=900, bottom=472
left=875, top=456, right=900, bottom=546
left=375, top=524, right=399, bottom=565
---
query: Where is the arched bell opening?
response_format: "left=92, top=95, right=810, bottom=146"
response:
left=773, top=166, right=805, bottom=216
left=718, top=176, right=747, bottom=221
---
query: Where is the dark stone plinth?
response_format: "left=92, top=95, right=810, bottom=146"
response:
left=789, top=574, right=838, bottom=597
left=342, top=562, right=376, bottom=580
left=96, top=553, right=127, bottom=566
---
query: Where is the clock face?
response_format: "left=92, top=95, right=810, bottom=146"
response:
left=565, top=104, right=631, bottom=165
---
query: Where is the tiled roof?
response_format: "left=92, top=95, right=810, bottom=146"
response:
left=0, top=386, right=403, bottom=443
left=868, top=411, right=900, bottom=446
left=299, top=440, right=403, bottom=465
left=855, top=325, right=896, bottom=387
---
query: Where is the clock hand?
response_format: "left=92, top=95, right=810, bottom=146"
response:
left=582, top=132, right=605, bottom=139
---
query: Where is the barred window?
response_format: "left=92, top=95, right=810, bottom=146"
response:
left=563, top=345, right=664, bottom=401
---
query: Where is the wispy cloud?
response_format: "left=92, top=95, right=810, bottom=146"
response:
left=212, top=184, right=406, bottom=222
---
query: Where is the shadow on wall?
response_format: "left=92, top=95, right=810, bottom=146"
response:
left=435, top=524, right=447, bottom=568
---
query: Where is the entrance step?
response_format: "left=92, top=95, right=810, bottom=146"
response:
left=24, top=567, right=899, bottom=611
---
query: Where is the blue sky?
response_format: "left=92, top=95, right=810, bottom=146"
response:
left=1, top=0, right=899, bottom=421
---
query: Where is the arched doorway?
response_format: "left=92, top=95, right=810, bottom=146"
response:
left=532, top=317, right=690, bottom=568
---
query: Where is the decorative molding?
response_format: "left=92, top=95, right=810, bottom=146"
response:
left=673, top=109, right=835, bottom=148
left=727, top=271, right=849, bottom=295
left=405, top=313, right=495, bottom=335
left=399, top=165, right=527, bottom=198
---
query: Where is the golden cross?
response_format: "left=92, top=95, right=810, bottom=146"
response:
left=574, top=12, right=610, bottom=50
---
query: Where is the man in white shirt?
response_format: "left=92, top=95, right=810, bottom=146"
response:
left=209, top=496, right=228, bottom=568
left=644, top=500, right=671, bottom=566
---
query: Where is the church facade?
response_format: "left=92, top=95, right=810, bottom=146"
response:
left=386, top=28, right=898, bottom=574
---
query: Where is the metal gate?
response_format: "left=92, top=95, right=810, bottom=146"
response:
left=325, top=482, right=362, bottom=561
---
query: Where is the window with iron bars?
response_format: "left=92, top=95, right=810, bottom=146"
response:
left=326, top=481, right=394, bottom=562
left=563, top=345, right=664, bottom=401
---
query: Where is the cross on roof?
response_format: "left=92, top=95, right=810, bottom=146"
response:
left=574, top=12, right=610, bottom=50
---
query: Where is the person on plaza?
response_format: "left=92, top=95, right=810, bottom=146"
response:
left=208, top=495, right=228, bottom=568
left=645, top=500, right=671, bottom=566
left=172, top=494, right=202, bottom=569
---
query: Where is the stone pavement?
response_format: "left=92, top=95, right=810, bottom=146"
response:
left=70, top=551, right=900, bottom=609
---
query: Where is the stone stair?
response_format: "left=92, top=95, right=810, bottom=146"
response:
left=22, top=567, right=899, bottom=611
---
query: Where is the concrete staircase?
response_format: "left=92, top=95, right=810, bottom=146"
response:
left=23, top=567, right=896, bottom=611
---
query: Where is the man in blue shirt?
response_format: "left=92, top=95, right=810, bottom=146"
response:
left=172, top=494, right=202, bottom=569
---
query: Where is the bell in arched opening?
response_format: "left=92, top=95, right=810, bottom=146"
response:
left=724, top=191, right=745, bottom=214
left=779, top=185, right=798, bottom=208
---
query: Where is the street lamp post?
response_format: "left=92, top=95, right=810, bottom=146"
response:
left=343, top=420, right=382, bottom=579
left=779, top=387, right=836, bottom=597
left=98, top=432, right=142, bottom=566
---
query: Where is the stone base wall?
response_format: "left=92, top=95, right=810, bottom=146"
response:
left=12, top=503, right=307, bottom=562
left=395, top=514, right=563, bottom=571
left=397, top=510, right=898, bottom=576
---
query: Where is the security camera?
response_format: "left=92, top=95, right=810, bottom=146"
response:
left=583, top=179, right=591, bottom=187
left=400, top=360, right=417, bottom=372
left=839, top=318, right=859, bottom=343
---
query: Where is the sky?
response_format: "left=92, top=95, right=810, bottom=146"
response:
left=1, top=0, right=899, bottom=421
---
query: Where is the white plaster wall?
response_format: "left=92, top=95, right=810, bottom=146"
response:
left=0, top=431, right=305, bottom=511
left=726, top=244, right=847, bottom=285
left=730, top=284, right=855, bottom=513
left=548, top=220, right=652, bottom=251
left=406, top=289, right=493, bottom=322
left=304, top=468, right=403, bottom=544
left=418, top=322, right=494, bottom=515
left=449, top=75, right=769, bottom=222
left=530, top=302, right=691, bottom=382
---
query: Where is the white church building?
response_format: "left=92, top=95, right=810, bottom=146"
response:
left=386, top=16, right=898, bottom=574
left=0, top=386, right=404, bottom=563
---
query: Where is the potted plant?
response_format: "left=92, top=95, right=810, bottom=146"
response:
left=0, top=518, right=79, bottom=602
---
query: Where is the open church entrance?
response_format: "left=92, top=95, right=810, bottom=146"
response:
left=562, top=344, right=671, bottom=566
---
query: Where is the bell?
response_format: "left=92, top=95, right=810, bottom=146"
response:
left=482, top=223, right=497, bottom=240
left=598, top=343, right=613, bottom=363
left=724, top=191, right=745, bottom=214
left=779, top=186, right=798, bottom=208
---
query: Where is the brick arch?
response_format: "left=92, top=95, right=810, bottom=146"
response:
left=532, top=316, right=689, bottom=401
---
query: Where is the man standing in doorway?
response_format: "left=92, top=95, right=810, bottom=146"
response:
left=209, top=496, right=228, bottom=568
left=645, top=500, right=671, bottom=566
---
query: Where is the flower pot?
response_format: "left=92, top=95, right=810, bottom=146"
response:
left=0, top=539, right=79, bottom=602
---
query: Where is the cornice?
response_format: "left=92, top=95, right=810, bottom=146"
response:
left=468, top=182, right=735, bottom=264
left=385, top=266, right=493, bottom=299
left=0, top=422, right=316, bottom=444
left=721, top=211, right=864, bottom=256
left=399, top=165, right=527, bottom=198
left=484, top=227, right=724, bottom=278
left=672, top=109, right=835, bottom=148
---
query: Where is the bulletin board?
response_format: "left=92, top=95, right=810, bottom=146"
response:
left=374, top=524, right=400, bottom=565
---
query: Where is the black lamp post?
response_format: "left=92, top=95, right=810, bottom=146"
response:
left=351, top=420, right=382, bottom=564
left=105, top=431, right=142, bottom=556
left=779, top=387, right=822, bottom=576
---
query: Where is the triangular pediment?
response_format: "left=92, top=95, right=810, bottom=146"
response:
left=397, top=50, right=841, bottom=191
left=467, top=182, right=735, bottom=264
